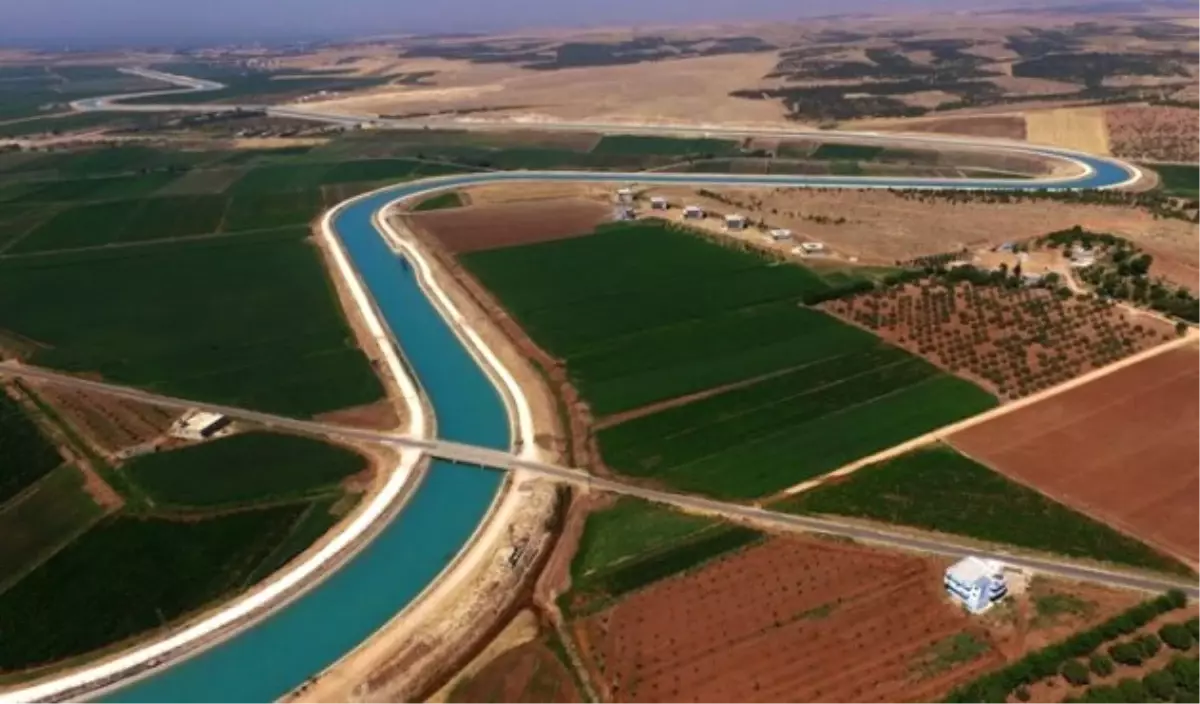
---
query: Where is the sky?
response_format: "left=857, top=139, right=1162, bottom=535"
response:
left=5, top=0, right=1015, bottom=46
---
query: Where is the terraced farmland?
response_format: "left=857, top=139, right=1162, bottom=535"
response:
left=462, top=220, right=996, bottom=498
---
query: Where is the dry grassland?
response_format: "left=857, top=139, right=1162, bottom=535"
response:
left=1025, top=107, right=1112, bottom=154
left=298, top=52, right=789, bottom=125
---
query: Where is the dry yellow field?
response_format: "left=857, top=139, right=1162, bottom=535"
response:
left=1025, top=107, right=1111, bottom=155
left=297, top=52, right=789, bottom=125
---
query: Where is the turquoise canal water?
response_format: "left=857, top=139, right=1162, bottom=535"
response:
left=105, top=157, right=1134, bottom=702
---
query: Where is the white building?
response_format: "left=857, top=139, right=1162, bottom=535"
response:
left=650, top=196, right=669, bottom=210
left=169, top=410, right=233, bottom=441
left=725, top=214, right=747, bottom=231
left=944, top=557, right=1008, bottom=613
left=1069, top=246, right=1096, bottom=268
left=615, top=187, right=634, bottom=204
left=682, top=205, right=705, bottom=219
left=768, top=228, right=792, bottom=242
left=799, top=242, right=826, bottom=254
left=613, top=205, right=636, bottom=221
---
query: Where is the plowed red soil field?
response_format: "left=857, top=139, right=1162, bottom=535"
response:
left=572, top=536, right=1006, bottom=703
left=950, top=344, right=1199, bottom=566
left=404, top=199, right=612, bottom=253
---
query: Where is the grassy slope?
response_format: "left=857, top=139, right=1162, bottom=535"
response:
left=1149, top=164, right=1199, bottom=199
left=125, top=432, right=367, bottom=508
left=781, top=445, right=1187, bottom=574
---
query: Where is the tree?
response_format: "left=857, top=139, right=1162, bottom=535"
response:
left=1063, top=660, right=1091, bottom=686
left=1090, top=654, right=1115, bottom=677
left=1136, top=633, right=1163, bottom=658
left=1144, top=670, right=1177, bottom=701
left=1187, top=617, right=1199, bottom=639
left=1119, top=677, right=1149, bottom=702
left=1109, top=642, right=1142, bottom=666
left=1159, top=623, right=1194, bottom=651
left=1014, top=685, right=1031, bottom=701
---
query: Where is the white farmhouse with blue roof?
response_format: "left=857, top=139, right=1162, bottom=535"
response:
left=945, top=556, right=1008, bottom=613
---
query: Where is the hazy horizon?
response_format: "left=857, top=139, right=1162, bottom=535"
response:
left=0, top=0, right=1134, bottom=48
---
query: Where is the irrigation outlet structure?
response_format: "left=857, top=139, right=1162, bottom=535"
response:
left=0, top=71, right=1154, bottom=704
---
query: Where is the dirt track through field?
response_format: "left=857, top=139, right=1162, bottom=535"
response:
left=949, top=344, right=1199, bottom=566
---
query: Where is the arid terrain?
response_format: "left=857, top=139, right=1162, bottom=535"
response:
left=951, top=344, right=1199, bottom=566
left=404, top=197, right=613, bottom=253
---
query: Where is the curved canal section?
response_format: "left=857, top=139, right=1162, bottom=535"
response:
left=104, top=159, right=1136, bottom=702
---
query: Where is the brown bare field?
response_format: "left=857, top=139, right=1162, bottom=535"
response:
left=454, top=181, right=611, bottom=206
left=33, top=385, right=174, bottom=456
left=448, top=639, right=581, bottom=703
left=950, top=344, right=1199, bottom=566
left=872, top=114, right=1028, bottom=140
left=1025, top=108, right=1111, bottom=155
left=821, top=281, right=1173, bottom=400
left=404, top=199, right=612, bottom=253
left=672, top=187, right=1197, bottom=267
left=1106, top=105, right=1200, bottom=162
left=571, top=534, right=1141, bottom=703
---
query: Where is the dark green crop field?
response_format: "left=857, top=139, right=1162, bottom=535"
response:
left=1150, top=164, right=1199, bottom=199
left=0, top=464, right=105, bottom=592
left=810, top=143, right=885, bottom=161
left=126, top=432, right=368, bottom=508
left=462, top=220, right=996, bottom=498
left=781, top=445, right=1187, bottom=574
left=0, top=392, right=65, bottom=504
left=599, top=354, right=995, bottom=499
left=0, top=228, right=383, bottom=417
left=589, top=135, right=740, bottom=156
left=462, top=222, right=833, bottom=414
left=570, top=497, right=717, bottom=583
left=0, top=504, right=311, bottom=670
left=412, top=191, right=464, bottom=211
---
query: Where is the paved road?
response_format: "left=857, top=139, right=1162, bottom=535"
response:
left=4, top=361, right=1194, bottom=597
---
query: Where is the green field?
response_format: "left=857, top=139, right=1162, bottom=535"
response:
left=0, top=465, right=105, bottom=592
left=10, top=195, right=228, bottom=253
left=589, top=135, right=740, bottom=156
left=412, top=191, right=464, bottom=211
left=810, top=143, right=886, bottom=160
left=0, top=391, right=65, bottom=503
left=463, top=220, right=995, bottom=498
left=782, top=445, right=1186, bottom=573
left=599, top=356, right=996, bottom=499
left=564, top=497, right=761, bottom=616
left=0, top=504, right=313, bottom=670
left=125, top=432, right=368, bottom=508
left=462, top=222, right=835, bottom=415
left=1150, top=164, right=1199, bottom=199
left=0, top=228, right=384, bottom=417
left=571, top=497, right=716, bottom=582
left=243, top=496, right=347, bottom=585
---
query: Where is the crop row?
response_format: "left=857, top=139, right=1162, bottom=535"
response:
left=462, top=222, right=831, bottom=414
left=607, top=372, right=993, bottom=500
left=0, top=392, right=64, bottom=504
left=783, top=446, right=1185, bottom=574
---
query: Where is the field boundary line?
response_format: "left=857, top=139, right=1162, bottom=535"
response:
left=775, top=330, right=1198, bottom=499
